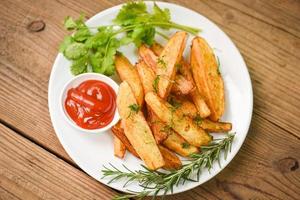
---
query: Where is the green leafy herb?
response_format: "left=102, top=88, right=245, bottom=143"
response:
left=129, top=104, right=140, bottom=113
left=167, top=96, right=182, bottom=109
left=152, top=75, right=160, bottom=93
left=181, top=142, right=190, bottom=149
left=160, top=125, right=173, bottom=134
left=157, top=56, right=167, bottom=68
left=102, top=133, right=235, bottom=199
left=60, top=1, right=201, bottom=76
left=193, top=114, right=203, bottom=126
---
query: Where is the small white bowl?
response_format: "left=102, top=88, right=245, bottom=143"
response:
left=60, top=73, right=120, bottom=133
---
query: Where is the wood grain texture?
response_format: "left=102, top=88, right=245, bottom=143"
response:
left=0, top=123, right=118, bottom=199
left=0, top=0, right=299, bottom=199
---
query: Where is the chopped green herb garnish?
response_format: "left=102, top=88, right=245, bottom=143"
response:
left=153, top=75, right=160, bottom=93
left=128, top=104, right=140, bottom=113
left=181, top=142, right=190, bottom=149
left=160, top=125, right=173, bottom=134
left=157, top=56, right=167, bottom=68
left=127, top=103, right=141, bottom=118
left=167, top=96, right=182, bottom=109
left=60, top=1, right=201, bottom=76
left=193, top=114, right=203, bottom=126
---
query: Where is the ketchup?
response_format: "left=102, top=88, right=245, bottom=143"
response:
left=65, top=80, right=116, bottom=130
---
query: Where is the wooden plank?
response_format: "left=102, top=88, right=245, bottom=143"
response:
left=216, top=0, right=300, bottom=38
left=144, top=113, right=300, bottom=200
left=0, top=123, right=118, bottom=199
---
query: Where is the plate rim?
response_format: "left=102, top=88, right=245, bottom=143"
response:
left=48, top=1, right=253, bottom=196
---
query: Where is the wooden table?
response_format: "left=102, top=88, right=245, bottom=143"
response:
left=1, top=0, right=299, bottom=199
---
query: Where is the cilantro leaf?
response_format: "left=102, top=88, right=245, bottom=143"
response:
left=64, top=43, right=87, bottom=60
left=70, top=55, right=88, bottom=75
left=59, top=36, right=73, bottom=53
left=152, top=3, right=171, bottom=23
left=64, top=16, right=77, bottom=30
left=114, top=1, right=147, bottom=26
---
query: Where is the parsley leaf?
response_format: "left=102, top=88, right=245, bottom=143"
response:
left=181, top=142, right=190, bottom=149
left=153, top=75, right=160, bottom=93
left=64, top=43, right=87, bottom=60
left=193, top=114, right=203, bottom=126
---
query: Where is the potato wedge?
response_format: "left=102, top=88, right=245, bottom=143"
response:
left=145, top=92, right=212, bottom=147
left=190, top=37, right=225, bottom=121
left=111, top=121, right=140, bottom=158
left=159, top=146, right=182, bottom=170
left=163, top=131, right=199, bottom=157
left=136, top=61, right=156, bottom=94
left=168, top=97, right=232, bottom=133
left=151, top=42, right=210, bottom=118
left=138, top=45, right=157, bottom=72
left=113, top=136, right=126, bottom=158
left=117, top=81, right=164, bottom=170
left=156, top=31, right=187, bottom=99
left=115, top=54, right=144, bottom=105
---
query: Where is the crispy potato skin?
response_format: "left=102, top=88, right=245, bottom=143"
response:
left=115, top=54, right=144, bottom=106
left=117, top=81, right=164, bottom=170
left=159, top=146, right=182, bottom=170
left=156, top=31, right=187, bottom=99
left=113, top=136, right=126, bottom=158
left=111, top=121, right=140, bottom=158
left=150, top=42, right=164, bottom=56
left=190, top=37, right=225, bottom=121
left=163, top=131, right=199, bottom=157
left=138, top=45, right=158, bottom=72
left=148, top=110, right=169, bottom=143
left=145, top=92, right=212, bottom=147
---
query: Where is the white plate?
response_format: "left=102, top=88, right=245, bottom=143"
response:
left=48, top=1, right=253, bottom=196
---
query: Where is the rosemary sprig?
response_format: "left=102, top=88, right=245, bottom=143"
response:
left=102, top=133, right=235, bottom=199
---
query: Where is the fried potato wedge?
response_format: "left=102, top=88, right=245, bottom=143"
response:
left=111, top=121, right=140, bottom=158
left=170, top=98, right=232, bottom=133
left=136, top=61, right=168, bottom=143
left=139, top=44, right=193, bottom=95
left=113, top=136, right=126, bottom=158
left=159, top=146, right=182, bottom=170
left=151, top=42, right=210, bottom=117
left=136, top=61, right=156, bottom=94
left=156, top=31, right=187, bottom=99
left=145, top=92, right=212, bottom=147
left=163, top=131, right=199, bottom=157
left=117, top=81, right=164, bottom=170
left=115, top=54, right=144, bottom=105
left=190, top=37, right=225, bottom=121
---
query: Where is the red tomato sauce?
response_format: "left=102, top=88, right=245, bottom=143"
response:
left=65, top=80, right=116, bottom=130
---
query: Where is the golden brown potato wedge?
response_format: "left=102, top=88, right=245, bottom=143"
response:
left=156, top=31, right=187, bottom=99
left=113, top=136, right=126, bottom=158
left=136, top=61, right=156, bottom=94
left=145, top=92, right=212, bottom=147
left=163, top=131, right=199, bottom=157
left=139, top=45, right=193, bottom=95
left=151, top=42, right=210, bottom=118
left=115, top=54, right=144, bottom=106
left=117, top=81, right=164, bottom=170
left=168, top=98, right=232, bottom=133
left=138, top=45, right=158, bottom=72
left=111, top=121, right=140, bottom=158
left=159, top=146, right=182, bottom=170
left=190, top=37, right=225, bottom=121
